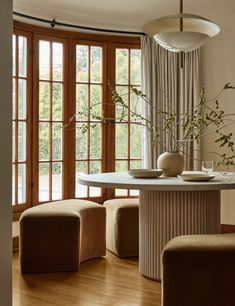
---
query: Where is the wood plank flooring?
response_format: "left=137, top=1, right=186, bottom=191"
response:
left=13, top=251, right=161, bottom=306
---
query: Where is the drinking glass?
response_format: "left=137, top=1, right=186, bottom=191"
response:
left=202, top=161, right=213, bottom=174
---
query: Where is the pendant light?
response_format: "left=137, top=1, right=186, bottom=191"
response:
left=143, top=0, right=220, bottom=53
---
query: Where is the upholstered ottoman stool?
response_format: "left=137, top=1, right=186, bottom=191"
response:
left=104, top=198, right=139, bottom=257
left=20, top=199, right=106, bottom=273
left=162, top=234, right=235, bottom=306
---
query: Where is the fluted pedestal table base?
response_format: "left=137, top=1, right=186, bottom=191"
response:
left=139, top=190, right=221, bottom=281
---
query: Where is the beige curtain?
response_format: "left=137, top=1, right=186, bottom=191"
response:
left=141, top=36, right=201, bottom=170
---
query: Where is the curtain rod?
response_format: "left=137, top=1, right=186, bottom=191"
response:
left=13, top=11, right=146, bottom=36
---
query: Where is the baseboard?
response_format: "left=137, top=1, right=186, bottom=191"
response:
left=221, top=224, right=235, bottom=234
left=13, top=236, right=19, bottom=252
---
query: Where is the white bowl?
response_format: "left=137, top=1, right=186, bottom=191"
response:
left=177, top=174, right=215, bottom=182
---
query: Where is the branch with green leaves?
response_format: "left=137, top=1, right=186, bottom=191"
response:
left=63, top=82, right=235, bottom=167
left=128, top=84, right=235, bottom=166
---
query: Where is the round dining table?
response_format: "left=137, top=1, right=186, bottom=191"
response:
left=78, top=171, right=235, bottom=281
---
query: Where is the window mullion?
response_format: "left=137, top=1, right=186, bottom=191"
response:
left=15, top=35, right=19, bottom=206
left=87, top=46, right=91, bottom=198
left=128, top=49, right=131, bottom=196
left=49, top=42, right=53, bottom=201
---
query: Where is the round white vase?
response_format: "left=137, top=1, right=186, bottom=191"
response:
left=157, top=152, right=184, bottom=177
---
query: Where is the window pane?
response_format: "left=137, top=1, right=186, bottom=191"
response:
left=116, top=49, right=129, bottom=84
left=18, top=36, right=27, bottom=78
left=18, top=122, right=26, bottom=162
left=90, top=46, right=102, bottom=83
left=90, top=85, right=102, bottom=119
left=130, top=189, right=139, bottom=196
left=115, top=160, right=128, bottom=197
left=115, top=86, right=128, bottom=120
left=115, top=189, right=128, bottom=196
left=39, top=40, right=50, bottom=80
left=115, top=160, right=128, bottom=172
left=76, top=123, right=87, bottom=159
left=76, top=161, right=88, bottom=198
left=18, top=163, right=26, bottom=204
left=12, top=122, right=15, bottom=162
left=39, top=123, right=50, bottom=161
left=52, top=162, right=62, bottom=200
left=90, top=160, right=101, bottom=174
left=52, top=123, right=62, bottom=160
left=12, top=165, right=15, bottom=205
left=130, top=49, right=141, bottom=85
left=90, top=123, right=101, bottom=159
left=52, top=83, right=62, bottom=121
left=89, top=161, right=101, bottom=197
left=76, top=45, right=88, bottom=82
left=12, top=78, right=15, bottom=119
left=39, top=163, right=49, bottom=202
left=52, top=42, right=63, bottom=81
left=76, top=84, right=88, bottom=121
left=130, top=160, right=142, bottom=169
left=89, top=186, right=101, bottom=197
left=116, top=124, right=128, bottom=159
left=13, top=35, right=16, bottom=76
left=130, top=89, right=142, bottom=121
left=130, top=124, right=142, bottom=159
left=18, top=79, right=27, bottom=119
left=39, top=82, right=50, bottom=120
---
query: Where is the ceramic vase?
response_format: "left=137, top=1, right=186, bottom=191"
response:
left=157, top=152, right=184, bottom=177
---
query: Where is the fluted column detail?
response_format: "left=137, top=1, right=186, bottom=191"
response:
left=139, top=190, right=221, bottom=280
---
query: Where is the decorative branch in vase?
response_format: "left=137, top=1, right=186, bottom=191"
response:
left=64, top=82, right=235, bottom=176
left=125, top=83, right=235, bottom=175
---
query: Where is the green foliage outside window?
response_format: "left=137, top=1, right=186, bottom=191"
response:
left=39, top=48, right=142, bottom=176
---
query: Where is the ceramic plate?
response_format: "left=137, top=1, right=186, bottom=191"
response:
left=177, top=174, right=215, bottom=182
left=128, top=169, right=163, bottom=178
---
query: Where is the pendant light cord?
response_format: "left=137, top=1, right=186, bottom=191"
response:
left=180, top=0, right=184, bottom=68
left=180, top=0, right=183, bottom=31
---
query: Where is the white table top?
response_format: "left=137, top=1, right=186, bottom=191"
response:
left=78, top=171, right=235, bottom=191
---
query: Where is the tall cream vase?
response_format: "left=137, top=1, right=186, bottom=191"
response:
left=157, top=152, right=184, bottom=177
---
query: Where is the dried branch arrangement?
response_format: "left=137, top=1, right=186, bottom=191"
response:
left=65, top=83, right=235, bottom=166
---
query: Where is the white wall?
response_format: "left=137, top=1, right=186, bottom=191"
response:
left=0, top=0, right=12, bottom=305
left=201, top=0, right=235, bottom=224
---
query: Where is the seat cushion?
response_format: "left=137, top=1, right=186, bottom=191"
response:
left=162, top=234, right=235, bottom=306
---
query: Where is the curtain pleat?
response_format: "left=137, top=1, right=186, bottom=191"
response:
left=141, top=36, right=201, bottom=170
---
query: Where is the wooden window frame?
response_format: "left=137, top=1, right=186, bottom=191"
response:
left=70, top=40, right=108, bottom=202
left=13, top=20, right=141, bottom=220
left=33, top=34, right=68, bottom=205
left=108, top=43, right=142, bottom=198
left=12, top=29, right=33, bottom=220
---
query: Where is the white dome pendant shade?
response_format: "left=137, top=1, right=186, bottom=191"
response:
left=143, top=3, right=220, bottom=53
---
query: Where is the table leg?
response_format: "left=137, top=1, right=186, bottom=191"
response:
left=139, top=189, right=221, bottom=281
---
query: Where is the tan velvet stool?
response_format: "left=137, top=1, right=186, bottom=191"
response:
left=20, top=199, right=106, bottom=273
left=162, top=234, right=235, bottom=306
left=104, top=198, right=139, bottom=257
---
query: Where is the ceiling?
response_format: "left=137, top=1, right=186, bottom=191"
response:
left=13, top=0, right=228, bottom=33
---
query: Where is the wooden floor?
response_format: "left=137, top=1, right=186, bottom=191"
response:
left=13, top=251, right=161, bottom=306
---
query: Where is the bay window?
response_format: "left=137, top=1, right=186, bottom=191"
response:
left=12, top=21, right=141, bottom=217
